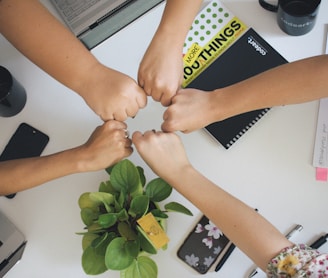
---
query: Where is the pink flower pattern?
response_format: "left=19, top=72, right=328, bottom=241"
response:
left=266, top=244, right=328, bottom=277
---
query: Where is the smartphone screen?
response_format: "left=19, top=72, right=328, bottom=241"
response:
left=177, top=215, right=230, bottom=274
left=0, top=123, right=49, bottom=198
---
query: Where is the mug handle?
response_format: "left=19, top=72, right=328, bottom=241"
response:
left=258, top=0, right=278, bottom=12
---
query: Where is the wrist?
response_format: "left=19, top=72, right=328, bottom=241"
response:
left=72, top=147, right=96, bottom=173
left=154, top=21, right=187, bottom=49
left=70, top=61, right=104, bottom=99
left=165, top=164, right=195, bottom=188
left=211, top=88, right=243, bottom=122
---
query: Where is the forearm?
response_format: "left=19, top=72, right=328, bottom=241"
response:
left=0, top=148, right=84, bottom=195
left=214, top=55, right=328, bottom=121
left=155, top=0, right=202, bottom=46
left=0, top=0, right=100, bottom=96
left=166, top=166, right=292, bottom=271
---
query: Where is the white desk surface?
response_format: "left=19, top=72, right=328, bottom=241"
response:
left=1, top=1, right=328, bottom=277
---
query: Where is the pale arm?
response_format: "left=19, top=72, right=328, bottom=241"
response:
left=214, top=54, right=328, bottom=120
left=162, top=55, right=328, bottom=132
left=132, top=131, right=292, bottom=271
left=138, top=0, right=203, bottom=106
left=0, top=121, right=132, bottom=195
left=0, top=0, right=146, bottom=121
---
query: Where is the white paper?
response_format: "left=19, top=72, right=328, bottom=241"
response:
left=312, top=26, right=328, bottom=168
left=313, top=98, right=328, bottom=167
left=326, top=24, right=328, bottom=54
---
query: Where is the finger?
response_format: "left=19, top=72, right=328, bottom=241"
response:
left=132, top=131, right=143, bottom=142
left=124, top=138, right=133, bottom=148
left=162, top=108, right=170, bottom=120
left=119, top=146, right=133, bottom=161
left=181, top=129, right=190, bottom=134
left=143, top=83, right=152, bottom=96
left=122, top=128, right=130, bottom=138
left=161, top=122, right=176, bottom=133
left=112, top=111, right=128, bottom=122
left=138, top=77, right=144, bottom=89
left=137, top=70, right=146, bottom=87
left=144, top=129, right=161, bottom=137
left=161, top=121, right=169, bottom=132
left=105, top=120, right=127, bottom=130
left=160, top=94, right=172, bottom=107
left=101, top=114, right=115, bottom=121
left=137, top=90, right=148, bottom=109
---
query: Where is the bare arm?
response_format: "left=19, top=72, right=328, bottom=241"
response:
left=215, top=54, right=328, bottom=120
left=0, top=121, right=132, bottom=195
left=0, top=0, right=147, bottom=121
left=138, top=0, right=203, bottom=106
left=132, top=131, right=292, bottom=271
left=162, top=55, right=328, bottom=132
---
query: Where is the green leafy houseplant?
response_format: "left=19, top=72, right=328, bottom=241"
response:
left=77, top=159, right=192, bottom=278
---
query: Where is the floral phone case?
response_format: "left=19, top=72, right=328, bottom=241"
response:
left=177, top=215, right=230, bottom=274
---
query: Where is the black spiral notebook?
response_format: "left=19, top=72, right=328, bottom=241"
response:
left=187, top=28, right=288, bottom=149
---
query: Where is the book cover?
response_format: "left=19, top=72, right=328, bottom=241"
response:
left=181, top=0, right=288, bottom=149
left=182, top=0, right=248, bottom=87
left=186, top=28, right=288, bottom=149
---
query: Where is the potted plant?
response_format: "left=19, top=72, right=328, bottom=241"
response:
left=77, top=159, right=192, bottom=278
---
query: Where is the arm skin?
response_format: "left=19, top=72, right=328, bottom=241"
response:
left=132, top=130, right=292, bottom=271
left=138, top=0, right=203, bottom=106
left=0, top=121, right=132, bottom=196
left=162, top=54, right=328, bottom=133
left=0, top=0, right=147, bottom=121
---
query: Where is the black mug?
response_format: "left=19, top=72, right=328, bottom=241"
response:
left=0, top=66, right=26, bottom=117
left=259, top=0, right=321, bottom=36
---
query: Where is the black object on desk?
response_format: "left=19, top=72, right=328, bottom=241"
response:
left=215, top=242, right=236, bottom=272
left=0, top=123, right=49, bottom=198
left=187, top=28, right=288, bottom=149
left=310, top=233, right=328, bottom=249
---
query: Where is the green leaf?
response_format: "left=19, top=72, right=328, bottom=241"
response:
left=137, top=166, right=146, bottom=187
left=105, top=237, right=134, bottom=270
left=118, top=222, right=137, bottom=241
left=130, top=183, right=144, bottom=198
left=82, top=245, right=107, bottom=275
left=105, top=164, right=114, bottom=175
left=98, top=213, right=118, bottom=228
left=136, top=226, right=157, bottom=255
left=91, top=232, right=109, bottom=248
left=128, top=195, right=149, bottom=218
left=82, top=233, right=99, bottom=251
left=78, top=192, right=99, bottom=211
left=150, top=209, right=168, bottom=219
left=87, top=222, right=105, bottom=233
left=117, top=209, right=129, bottom=221
left=164, top=202, right=193, bottom=216
left=158, top=218, right=167, bottom=233
left=80, top=207, right=98, bottom=226
left=130, top=166, right=145, bottom=197
left=82, top=232, right=116, bottom=275
left=89, top=192, right=114, bottom=212
left=118, top=190, right=127, bottom=209
left=145, top=178, right=172, bottom=202
left=99, top=180, right=117, bottom=195
left=110, top=160, right=140, bottom=194
left=121, top=256, right=158, bottom=278
left=125, top=239, right=140, bottom=258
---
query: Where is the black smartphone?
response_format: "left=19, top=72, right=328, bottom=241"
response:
left=177, top=215, right=231, bottom=274
left=0, top=123, right=49, bottom=198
